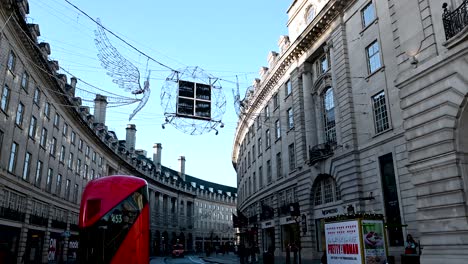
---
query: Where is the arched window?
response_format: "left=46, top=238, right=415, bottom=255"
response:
left=313, top=175, right=341, bottom=206
left=323, top=87, right=336, bottom=143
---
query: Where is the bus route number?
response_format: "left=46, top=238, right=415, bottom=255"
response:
left=111, top=214, right=123, bottom=224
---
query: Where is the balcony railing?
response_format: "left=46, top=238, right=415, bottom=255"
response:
left=0, top=206, right=26, bottom=222
left=30, top=214, right=49, bottom=226
left=309, top=142, right=333, bottom=165
left=443, top=1, right=468, bottom=40
left=51, top=219, right=68, bottom=229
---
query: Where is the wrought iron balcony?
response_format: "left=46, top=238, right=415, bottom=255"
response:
left=30, top=214, right=49, bottom=226
left=0, top=206, right=25, bottom=222
left=309, top=142, right=333, bottom=165
left=70, top=223, right=79, bottom=231
left=443, top=1, right=468, bottom=40
left=51, top=219, right=68, bottom=229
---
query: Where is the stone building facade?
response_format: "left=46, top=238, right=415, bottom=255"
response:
left=0, top=1, right=237, bottom=263
left=232, top=0, right=468, bottom=263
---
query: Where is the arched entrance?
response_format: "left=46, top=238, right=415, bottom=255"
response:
left=310, top=174, right=342, bottom=253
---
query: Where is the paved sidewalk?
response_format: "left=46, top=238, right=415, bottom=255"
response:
left=199, top=252, right=240, bottom=264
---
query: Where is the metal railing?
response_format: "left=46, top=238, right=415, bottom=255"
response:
left=443, top=1, right=468, bottom=40
left=308, top=142, right=333, bottom=165
left=0, top=206, right=26, bottom=222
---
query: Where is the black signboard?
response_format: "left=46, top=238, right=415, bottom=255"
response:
left=177, top=80, right=211, bottom=120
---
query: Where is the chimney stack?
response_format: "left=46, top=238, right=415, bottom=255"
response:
left=70, top=77, right=77, bottom=90
left=153, top=143, right=162, bottom=172
left=126, top=124, right=137, bottom=152
left=93, top=95, right=108, bottom=125
left=179, top=156, right=186, bottom=181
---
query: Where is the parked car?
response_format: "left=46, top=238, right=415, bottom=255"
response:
left=172, top=244, right=184, bottom=258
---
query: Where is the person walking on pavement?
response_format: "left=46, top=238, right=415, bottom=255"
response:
left=239, top=243, right=246, bottom=264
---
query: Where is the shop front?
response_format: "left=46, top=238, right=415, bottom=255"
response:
left=314, top=206, right=343, bottom=253
left=25, top=229, right=44, bottom=264
left=0, top=224, right=20, bottom=263
left=280, top=216, right=300, bottom=251
left=67, top=235, right=79, bottom=264
left=260, top=220, right=275, bottom=253
left=47, top=232, right=63, bottom=264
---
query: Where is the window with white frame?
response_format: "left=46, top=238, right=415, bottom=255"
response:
left=50, top=137, right=57, bottom=156
left=258, top=137, right=262, bottom=155
left=22, top=152, right=32, bottom=181
left=256, top=116, right=261, bottom=129
left=46, top=168, right=53, bottom=192
left=253, top=172, right=257, bottom=192
left=8, top=142, right=18, bottom=173
left=7, top=51, right=16, bottom=72
left=76, top=159, right=81, bottom=175
left=59, top=146, right=65, bottom=163
left=33, top=87, right=41, bottom=105
left=276, top=152, right=282, bottom=178
left=54, top=113, right=60, bottom=127
left=73, top=184, right=79, bottom=203
left=319, top=54, right=329, bottom=74
left=287, top=108, right=294, bottom=129
left=265, top=105, right=270, bottom=119
left=266, top=129, right=271, bottom=148
left=314, top=176, right=341, bottom=206
left=1, top=85, right=10, bottom=112
left=267, top=160, right=272, bottom=184
left=372, top=91, right=390, bottom=133
left=44, top=102, right=50, bottom=118
left=35, top=160, right=43, bottom=187
left=288, top=143, right=296, bottom=171
left=15, top=103, right=24, bottom=126
left=40, top=128, right=47, bottom=148
left=275, top=120, right=281, bottom=140
left=21, top=72, right=29, bottom=91
left=29, top=116, right=37, bottom=138
left=323, top=87, right=336, bottom=143
left=63, top=123, right=68, bottom=137
left=273, top=93, right=279, bottom=109
left=68, top=153, right=74, bottom=169
left=56, top=174, right=62, bottom=196
left=84, top=164, right=89, bottom=179
left=252, top=145, right=256, bottom=162
left=285, top=79, right=292, bottom=96
left=366, top=40, right=381, bottom=73
left=362, top=2, right=376, bottom=28
left=65, top=179, right=71, bottom=200
left=71, top=131, right=76, bottom=145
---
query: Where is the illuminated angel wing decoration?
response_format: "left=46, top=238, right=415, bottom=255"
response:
left=94, top=18, right=151, bottom=121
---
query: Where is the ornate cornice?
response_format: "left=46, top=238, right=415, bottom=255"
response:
left=233, top=0, right=351, bottom=162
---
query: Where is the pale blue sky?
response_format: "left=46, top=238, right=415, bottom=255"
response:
left=28, top=0, right=290, bottom=187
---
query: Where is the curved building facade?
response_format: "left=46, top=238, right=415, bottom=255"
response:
left=233, top=0, right=468, bottom=263
left=0, top=1, right=236, bottom=263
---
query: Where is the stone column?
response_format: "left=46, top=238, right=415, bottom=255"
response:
left=301, top=62, right=317, bottom=152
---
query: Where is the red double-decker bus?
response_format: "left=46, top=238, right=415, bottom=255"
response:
left=78, top=175, right=149, bottom=263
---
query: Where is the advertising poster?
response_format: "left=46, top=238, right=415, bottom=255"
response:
left=362, top=220, right=387, bottom=264
left=325, top=220, right=362, bottom=264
